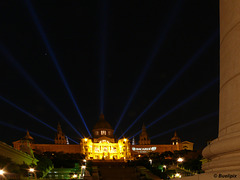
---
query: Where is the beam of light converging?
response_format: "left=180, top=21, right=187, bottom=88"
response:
left=118, top=30, right=219, bottom=139
left=114, top=0, right=184, bottom=134
left=99, top=0, right=108, bottom=114
left=0, top=96, right=78, bottom=144
left=129, top=78, right=219, bottom=139
left=150, top=111, right=218, bottom=139
left=0, top=44, right=83, bottom=139
left=0, top=95, right=56, bottom=132
left=0, top=120, right=53, bottom=142
left=24, top=0, right=92, bottom=138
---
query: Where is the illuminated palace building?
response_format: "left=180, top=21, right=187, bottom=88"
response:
left=81, top=113, right=131, bottom=160
left=13, top=114, right=193, bottom=160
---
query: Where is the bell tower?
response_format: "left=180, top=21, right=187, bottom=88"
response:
left=171, top=131, right=181, bottom=145
left=139, top=124, right=151, bottom=145
left=55, top=122, right=68, bottom=144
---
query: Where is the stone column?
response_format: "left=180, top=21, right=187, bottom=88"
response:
left=202, top=0, right=240, bottom=173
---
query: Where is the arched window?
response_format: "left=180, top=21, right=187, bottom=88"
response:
left=101, top=130, right=106, bottom=135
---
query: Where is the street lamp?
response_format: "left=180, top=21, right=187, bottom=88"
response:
left=72, top=174, right=78, bottom=179
left=29, top=168, right=35, bottom=172
left=149, top=159, right=152, bottom=165
left=29, top=168, right=37, bottom=179
left=0, top=169, right=5, bottom=175
left=175, top=173, right=181, bottom=178
left=0, top=169, right=6, bottom=180
left=177, top=157, right=184, bottom=163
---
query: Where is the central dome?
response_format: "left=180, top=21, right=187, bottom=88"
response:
left=93, top=113, right=113, bottom=130
left=92, top=113, right=114, bottom=139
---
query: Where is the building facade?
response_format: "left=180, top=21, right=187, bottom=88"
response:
left=0, top=140, right=38, bottom=165
left=131, top=127, right=193, bottom=157
left=13, top=114, right=193, bottom=160
left=81, top=113, right=131, bottom=160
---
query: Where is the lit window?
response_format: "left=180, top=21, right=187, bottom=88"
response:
left=101, top=130, right=106, bottom=135
left=103, top=146, right=108, bottom=152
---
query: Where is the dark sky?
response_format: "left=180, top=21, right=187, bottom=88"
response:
left=0, top=0, right=219, bottom=149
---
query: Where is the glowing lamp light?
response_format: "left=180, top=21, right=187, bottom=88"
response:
left=29, top=168, right=35, bottom=172
left=0, top=169, right=5, bottom=175
left=81, top=165, right=86, bottom=169
left=175, top=173, right=181, bottom=178
left=177, top=157, right=184, bottom=163
left=83, top=159, right=86, bottom=162
left=84, top=138, right=88, bottom=142
left=124, top=138, right=127, bottom=142
left=138, top=155, right=141, bottom=157
left=149, top=159, right=152, bottom=165
left=72, top=174, right=78, bottom=178
left=163, top=165, right=167, bottom=169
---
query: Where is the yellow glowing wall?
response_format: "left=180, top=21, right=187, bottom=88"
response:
left=81, top=138, right=131, bottom=160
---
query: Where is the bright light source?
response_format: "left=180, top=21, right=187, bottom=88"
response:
left=177, top=157, right=184, bottom=163
left=81, top=165, right=86, bottom=169
left=138, top=155, right=141, bottom=157
left=84, top=138, right=88, bottom=142
left=149, top=159, right=152, bottom=165
left=83, top=159, right=86, bottom=162
left=0, top=169, right=5, bottom=175
left=29, top=168, right=35, bottom=172
left=124, top=138, right=127, bottom=142
left=72, top=174, right=77, bottom=178
left=175, top=173, right=181, bottom=178
left=163, top=165, right=167, bottom=169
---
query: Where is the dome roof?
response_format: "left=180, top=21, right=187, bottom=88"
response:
left=93, top=113, right=113, bottom=130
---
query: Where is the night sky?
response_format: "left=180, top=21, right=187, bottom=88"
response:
left=0, top=0, right=219, bottom=149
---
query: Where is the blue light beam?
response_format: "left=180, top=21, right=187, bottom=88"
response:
left=0, top=95, right=56, bottom=132
left=0, top=96, right=78, bottom=144
left=0, top=44, right=83, bottom=138
left=0, top=120, right=54, bottom=142
left=151, top=111, right=218, bottom=139
left=99, top=0, right=108, bottom=114
left=129, top=78, right=219, bottom=139
left=119, top=30, right=219, bottom=139
left=24, top=0, right=92, bottom=137
left=114, top=0, right=184, bottom=134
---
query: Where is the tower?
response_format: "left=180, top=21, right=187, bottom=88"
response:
left=55, top=122, right=67, bottom=144
left=12, top=130, right=34, bottom=157
left=132, top=137, right=136, bottom=145
left=171, top=131, right=181, bottom=145
left=139, top=124, right=151, bottom=145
